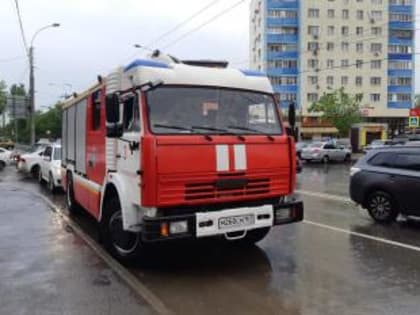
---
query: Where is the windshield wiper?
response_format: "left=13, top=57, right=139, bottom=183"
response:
left=191, top=126, right=229, bottom=133
left=227, top=125, right=275, bottom=141
left=153, top=124, right=192, bottom=132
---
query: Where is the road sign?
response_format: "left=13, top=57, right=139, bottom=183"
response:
left=409, top=116, right=419, bottom=128
left=6, top=95, right=29, bottom=119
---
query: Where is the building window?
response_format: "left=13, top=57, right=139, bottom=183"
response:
left=308, top=76, right=318, bottom=85
left=370, top=77, right=381, bottom=85
left=388, top=60, right=412, bottom=69
left=307, top=93, right=319, bottom=102
left=356, top=10, right=364, bottom=20
left=390, top=0, right=412, bottom=5
left=341, top=42, right=349, bottom=51
left=307, top=42, right=320, bottom=51
left=268, top=10, right=298, bottom=18
left=388, top=93, right=411, bottom=102
left=370, top=94, right=381, bottom=102
left=341, top=26, right=349, bottom=36
left=327, top=76, right=334, bottom=85
left=371, top=0, right=382, bottom=4
left=356, top=60, right=363, bottom=68
left=371, top=27, right=382, bottom=35
left=389, top=13, right=412, bottom=22
left=390, top=30, right=413, bottom=39
left=356, top=27, right=363, bottom=35
left=327, top=42, right=334, bottom=51
left=341, top=76, right=349, bottom=85
left=328, top=9, right=335, bottom=18
left=267, top=59, right=298, bottom=68
left=308, top=9, right=320, bottom=18
left=308, top=26, right=320, bottom=36
left=355, top=76, right=363, bottom=86
left=389, top=45, right=412, bottom=54
left=342, top=10, right=349, bottom=19
left=356, top=42, right=363, bottom=53
left=371, top=11, right=382, bottom=21
left=279, top=93, right=297, bottom=101
left=370, top=43, right=382, bottom=53
left=341, top=59, right=349, bottom=68
left=327, top=26, right=335, bottom=35
left=389, top=77, right=412, bottom=86
left=371, top=60, right=382, bottom=69
left=267, top=26, right=298, bottom=34
left=308, top=59, right=319, bottom=68
left=268, top=43, right=297, bottom=52
left=327, top=59, right=334, bottom=68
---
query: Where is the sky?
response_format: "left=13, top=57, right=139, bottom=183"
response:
left=0, top=0, right=419, bottom=110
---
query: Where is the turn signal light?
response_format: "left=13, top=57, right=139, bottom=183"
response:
left=160, top=222, right=169, bottom=237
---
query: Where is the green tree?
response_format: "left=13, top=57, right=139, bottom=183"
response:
left=308, top=87, right=363, bottom=137
left=35, top=102, right=62, bottom=139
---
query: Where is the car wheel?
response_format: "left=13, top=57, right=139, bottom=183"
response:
left=322, top=155, right=329, bottom=163
left=48, top=173, right=57, bottom=194
left=344, top=154, right=351, bottom=162
left=31, top=165, right=40, bottom=179
left=66, top=174, right=80, bottom=215
left=366, top=191, right=399, bottom=223
left=0, top=161, right=5, bottom=171
left=100, top=195, right=143, bottom=265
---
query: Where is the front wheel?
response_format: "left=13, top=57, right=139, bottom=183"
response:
left=100, top=196, right=143, bottom=264
left=366, top=191, right=399, bottom=223
left=66, top=174, right=80, bottom=215
left=31, top=165, right=40, bottom=179
left=344, top=154, right=351, bottom=162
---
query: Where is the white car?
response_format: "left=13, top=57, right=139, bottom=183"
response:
left=301, top=141, right=352, bottom=163
left=39, top=144, right=62, bottom=193
left=0, top=148, right=12, bottom=170
left=17, top=148, right=45, bottom=178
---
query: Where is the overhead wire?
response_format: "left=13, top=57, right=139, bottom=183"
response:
left=12, top=0, right=28, bottom=55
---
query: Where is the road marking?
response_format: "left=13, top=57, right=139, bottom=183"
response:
left=32, top=192, right=173, bottom=315
left=304, top=220, right=420, bottom=253
left=296, top=189, right=352, bottom=203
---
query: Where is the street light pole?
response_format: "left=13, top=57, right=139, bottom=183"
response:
left=28, top=23, right=60, bottom=146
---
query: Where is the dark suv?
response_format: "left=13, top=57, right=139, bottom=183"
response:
left=350, top=147, right=420, bottom=223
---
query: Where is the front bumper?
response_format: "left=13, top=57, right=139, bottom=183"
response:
left=141, top=201, right=304, bottom=242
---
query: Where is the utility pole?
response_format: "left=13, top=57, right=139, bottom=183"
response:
left=29, top=46, right=35, bottom=146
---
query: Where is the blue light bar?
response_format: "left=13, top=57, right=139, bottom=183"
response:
left=124, top=59, right=169, bottom=72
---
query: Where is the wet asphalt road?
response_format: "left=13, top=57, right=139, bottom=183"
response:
left=1, top=163, right=420, bottom=315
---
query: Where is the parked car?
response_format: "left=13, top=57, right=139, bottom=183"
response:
left=363, top=139, right=393, bottom=153
left=295, top=142, right=308, bottom=159
left=0, top=137, right=14, bottom=150
left=350, top=146, right=420, bottom=223
left=17, top=148, right=45, bottom=178
left=38, top=144, right=62, bottom=193
left=301, top=141, right=352, bottom=163
left=0, top=148, right=12, bottom=170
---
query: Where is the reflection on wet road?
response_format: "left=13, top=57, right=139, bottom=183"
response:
left=2, top=164, right=420, bottom=315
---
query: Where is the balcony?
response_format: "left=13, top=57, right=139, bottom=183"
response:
left=388, top=53, right=413, bottom=60
left=279, top=100, right=297, bottom=108
left=267, top=34, right=298, bottom=43
left=388, top=101, right=412, bottom=109
left=267, top=17, right=298, bottom=27
left=267, top=51, right=298, bottom=59
left=388, top=69, right=413, bottom=77
left=389, top=21, right=414, bottom=29
left=267, top=0, right=298, bottom=9
left=389, top=37, right=413, bottom=45
left=389, top=5, right=413, bottom=13
left=272, top=84, right=298, bottom=93
left=388, top=85, right=412, bottom=93
left=266, top=67, right=298, bottom=75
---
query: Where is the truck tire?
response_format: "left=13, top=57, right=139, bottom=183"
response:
left=100, top=195, right=142, bottom=265
left=66, top=174, right=80, bottom=215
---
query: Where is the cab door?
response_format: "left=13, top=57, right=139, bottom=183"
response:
left=116, top=93, right=142, bottom=208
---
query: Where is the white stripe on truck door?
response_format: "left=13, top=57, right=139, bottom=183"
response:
left=233, top=144, right=247, bottom=171
left=216, top=145, right=229, bottom=171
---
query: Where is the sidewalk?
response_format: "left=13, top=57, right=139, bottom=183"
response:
left=0, top=183, right=155, bottom=315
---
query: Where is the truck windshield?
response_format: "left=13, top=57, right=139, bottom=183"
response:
left=146, top=86, right=282, bottom=135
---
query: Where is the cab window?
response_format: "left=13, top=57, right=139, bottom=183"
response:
left=123, top=96, right=140, bottom=132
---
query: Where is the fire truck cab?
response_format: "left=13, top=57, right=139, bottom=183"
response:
left=62, top=54, right=303, bottom=263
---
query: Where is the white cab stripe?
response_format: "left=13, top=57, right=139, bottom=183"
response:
left=74, top=173, right=102, bottom=192
left=234, top=144, right=247, bottom=171
left=216, top=145, right=229, bottom=172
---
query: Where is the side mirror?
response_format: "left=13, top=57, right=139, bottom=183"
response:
left=105, top=93, right=123, bottom=138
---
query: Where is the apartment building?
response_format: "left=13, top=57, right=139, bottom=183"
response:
left=249, top=0, right=415, bottom=138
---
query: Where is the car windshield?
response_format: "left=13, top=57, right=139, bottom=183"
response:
left=53, top=147, right=62, bottom=160
left=146, top=86, right=282, bottom=135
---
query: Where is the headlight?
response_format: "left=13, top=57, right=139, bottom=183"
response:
left=54, top=167, right=62, bottom=176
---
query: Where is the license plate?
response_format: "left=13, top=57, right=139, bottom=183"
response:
left=218, top=214, right=255, bottom=229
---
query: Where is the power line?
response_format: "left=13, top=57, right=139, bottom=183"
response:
left=13, top=0, right=28, bottom=54
left=162, top=0, right=246, bottom=50
left=146, top=0, right=222, bottom=48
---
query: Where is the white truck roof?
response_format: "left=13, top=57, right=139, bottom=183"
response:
left=120, top=59, right=273, bottom=94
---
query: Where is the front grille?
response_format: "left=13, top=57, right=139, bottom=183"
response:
left=185, top=178, right=270, bottom=201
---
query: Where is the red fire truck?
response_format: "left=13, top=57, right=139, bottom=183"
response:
left=62, top=53, right=303, bottom=263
